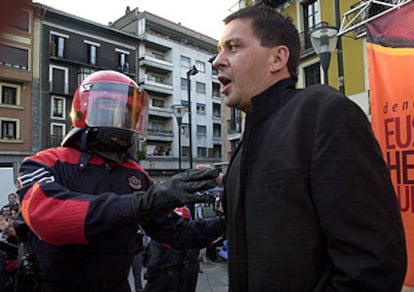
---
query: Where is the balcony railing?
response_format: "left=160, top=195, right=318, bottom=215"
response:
left=147, top=128, right=173, bottom=135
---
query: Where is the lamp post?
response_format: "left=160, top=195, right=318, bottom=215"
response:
left=335, top=0, right=345, bottom=94
left=186, top=65, right=199, bottom=169
left=171, top=104, right=186, bottom=171
left=310, top=26, right=338, bottom=85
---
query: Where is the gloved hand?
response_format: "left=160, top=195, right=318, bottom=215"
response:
left=142, top=212, right=226, bottom=250
left=133, top=168, right=219, bottom=220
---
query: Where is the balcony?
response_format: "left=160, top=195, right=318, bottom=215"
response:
left=146, top=128, right=173, bottom=142
left=139, top=76, right=173, bottom=94
left=139, top=54, right=173, bottom=72
left=148, top=106, right=172, bottom=119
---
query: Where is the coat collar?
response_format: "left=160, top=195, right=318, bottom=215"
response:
left=247, top=77, right=297, bottom=125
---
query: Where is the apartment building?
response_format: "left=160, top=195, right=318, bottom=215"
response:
left=0, top=3, right=40, bottom=191
left=38, top=4, right=139, bottom=150
left=112, top=7, right=225, bottom=176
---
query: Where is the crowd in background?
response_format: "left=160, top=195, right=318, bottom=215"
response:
left=0, top=193, right=19, bottom=291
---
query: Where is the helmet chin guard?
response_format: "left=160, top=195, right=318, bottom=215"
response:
left=86, top=127, right=136, bottom=162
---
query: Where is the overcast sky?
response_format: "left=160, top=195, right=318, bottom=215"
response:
left=35, top=0, right=238, bottom=40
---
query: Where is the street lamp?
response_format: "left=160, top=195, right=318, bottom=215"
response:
left=186, top=65, right=199, bottom=169
left=310, top=26, right=338, bottom=85
left=335, top=0, right=345, bottom=94
left=171, top=104, right=186, bottom=171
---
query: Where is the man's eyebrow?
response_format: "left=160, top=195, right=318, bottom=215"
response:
left=217, top=38, right=242, bottom=51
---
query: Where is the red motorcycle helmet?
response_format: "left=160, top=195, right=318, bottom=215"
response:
left=70, top=70, right=148, bottom=139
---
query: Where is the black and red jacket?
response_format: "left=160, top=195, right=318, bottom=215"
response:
left=17, top=145, right=152, bottom=283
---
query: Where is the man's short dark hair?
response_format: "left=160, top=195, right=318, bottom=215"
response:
left=223, top=4, right=300, bottom=81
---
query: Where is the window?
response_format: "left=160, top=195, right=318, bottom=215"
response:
left=212, top=83, right=220, bottom=97
left=1, top=119, right=17, bottom=139
left=304, top=62, right=321, bottom=86
left=182, top=123, right=189, bottom=137
left=213, top=144, right=222, bottom=159
left=231, top=140, right=239, bottom=154
left=181, top=100, right=189, bottom=107
left=180, top=78, right=188, bottom=90
left=152, top=98, right=164, bottom=108
left=151, top=51, right=164, bottom=60
left=147, top=73, right=165, bottom=84
left=196, top=103, right=206, bottom=114
left=116, top=49, right=130, bottom=73
left=51, top=33, right=67, bottom=58
left=197, top=125, right=207, bottom=137
left=0, top=83, right=19, bottom=105
left=213, top=124, right=221, bottom=138
left=197, top=147, right=207, bottom=158
left=49, top=65, right=69, bottom=94
left=195, top=60, right=205, bottom=73
left=213, top=103, right=221, bottom=117
left=196, top=82, right=206, bottom=94
left=78, top=67, right=96, bottom=84
left=180, top=55, right=190, bottom=68
left=119, top=53, right=129, bottom=72
left=51, top=96, right=66, bottom=119
left=303, top=0, right=321, bottom=50
left=230, top=108, right=242, bottom=133
left=88, top=45, right=97, bottom=64
left=148, top=121, right=166, bottom=133
left=50, top=123, right=65, bottom=146
left=84, top=41, right=100, bottom=65
left=0, top=44, right=29, bottom=70
left=182, top=146, right=190, bottom=157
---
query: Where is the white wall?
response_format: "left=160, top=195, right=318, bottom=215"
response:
left=0, top=167, right=17, bottom=207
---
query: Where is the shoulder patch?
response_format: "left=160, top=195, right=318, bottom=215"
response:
left=128, top=175, right=143, bottom=190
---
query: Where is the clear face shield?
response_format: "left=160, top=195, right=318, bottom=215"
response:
left=82, top=82, right=148, bottom=140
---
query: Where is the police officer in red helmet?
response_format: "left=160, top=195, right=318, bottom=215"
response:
left=14, top=71, right=223, bottom=291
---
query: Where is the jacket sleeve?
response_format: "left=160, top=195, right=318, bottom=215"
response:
left=142, top=213, right=226, bottom=250
left=310, top=92, right=407, bottom=291
left=17, top=149, right=146, bottom=246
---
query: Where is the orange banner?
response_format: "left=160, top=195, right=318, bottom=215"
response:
left=367, top=1, right=414, bottom=286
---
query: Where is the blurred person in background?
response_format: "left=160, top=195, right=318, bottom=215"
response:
left=144, top=206, right=201, bottom=292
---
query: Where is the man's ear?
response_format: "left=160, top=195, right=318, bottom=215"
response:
left=270, top=45, right=290, bottom=73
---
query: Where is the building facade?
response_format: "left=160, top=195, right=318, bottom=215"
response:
left=112, top=8, right=225, bottom=176
left=38, top=4, right=138, bottom=151
left=0, top=3, right=227, bottom=188
left=0, top=3, right=40, bottom=188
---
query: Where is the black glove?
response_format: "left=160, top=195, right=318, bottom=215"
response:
left=133, top=168, right=219, bottom=220
left=142, top=212, right=226, bottom=250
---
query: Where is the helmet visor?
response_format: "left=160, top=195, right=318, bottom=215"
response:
left=84, top=82, right=147, bottom=136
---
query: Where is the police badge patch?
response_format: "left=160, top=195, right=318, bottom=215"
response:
left=128, top=176, right=142, bottom=190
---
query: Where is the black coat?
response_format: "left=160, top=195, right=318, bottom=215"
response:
left=224, top=78, right=407, bottom=291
